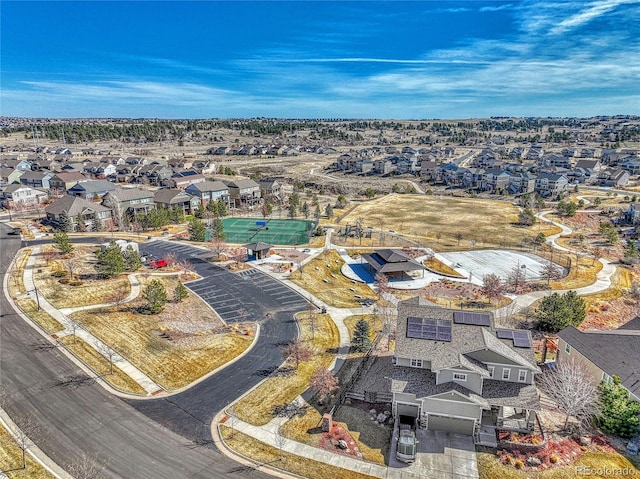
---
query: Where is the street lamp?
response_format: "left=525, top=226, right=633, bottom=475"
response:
left=29, top=287, right=41, bottom=311
left=521, top=264, right=527, bottom=284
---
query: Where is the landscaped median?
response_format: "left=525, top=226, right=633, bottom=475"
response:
left=0, top=422, right=56, bottom=479
left=68, top=274, right=256, bottom=391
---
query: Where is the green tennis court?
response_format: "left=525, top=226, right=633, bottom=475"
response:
left=222, top=218, right=316, bottom=245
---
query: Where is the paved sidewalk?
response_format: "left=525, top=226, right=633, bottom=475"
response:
left=20, top=246, right=162, bottom=395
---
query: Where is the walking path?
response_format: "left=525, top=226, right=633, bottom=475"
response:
left=19, top=246, right=163, bottom=396
left=4, top=209, right=622, bottom=479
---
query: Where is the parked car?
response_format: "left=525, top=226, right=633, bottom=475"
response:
left=396, top=415, right=418, bottom=463
left=149, top=259, right=168, bottom=269
left=360, top=298, right=374, bottom=307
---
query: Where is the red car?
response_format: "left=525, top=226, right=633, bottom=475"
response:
left=149, top=259, right=168, bottom=269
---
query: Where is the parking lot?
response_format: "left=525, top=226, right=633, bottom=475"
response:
left=142, top=240, right=309, bottom=324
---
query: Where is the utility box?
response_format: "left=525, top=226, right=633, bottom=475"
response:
left=321, top=413, right=332, bottom=432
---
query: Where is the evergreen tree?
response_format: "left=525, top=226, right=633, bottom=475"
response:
left=536, top=291, right=585, bottom=332
left=352, top=319, right=372, bottom=352
left=625, top=240, right=639, bottom=259
left=143, top=279, right=168, bottom=314
left=211, top=217, right=225, bottom=240
left=173, top=282, right=189, bottom=303
left=216, top=198, right=227, bottom=217
left=194, top=203, right=206, bottom=219
left=188, top=218, right=206, bottom=242
left=206, top=199, right=219, bottom=216
left=518, top=208, right=536, bottom=226
left=314, top=204, right=321, bottom=221
left=58, top=211, right=72, bottom=232
left=53, top=231, right=74, bottom=255
left=301, top=201, right=309, bottom=219
left=123, top=245, right=142, bottom=272
left=598, top=376, right=640, bottom=438
left=96, top=240, right=125, bottom=279
left=324, top=204, right=334, bottom=219
left=90, top=212, right=103, bottom=232
left=75, top=214, right=86, bottom=232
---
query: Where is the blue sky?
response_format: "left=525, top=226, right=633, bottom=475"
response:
left=2, top=1, right=639, bottom=119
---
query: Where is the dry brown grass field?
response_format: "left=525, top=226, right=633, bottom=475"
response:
left=69, top=275, right=255, bottom=390
left=15, top=299, right=64, bottom=334
left=233, top=312, right=339, bottom=426
left=32, top=245, right=131, bottom=309
left=0, top=423, right=56, bottom=479
left=59, top=336, right=146, bottom=395
left=7, top=248, right=30, bottom=297
left=289, top=250, right=377, bottom=308
left=339, top=194, right=560, bottom=251
left=219, top=426, right=377, bottom=479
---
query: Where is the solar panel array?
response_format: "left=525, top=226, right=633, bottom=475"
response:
left=496, top=329, right=532, bottom=348
left=407, top=317, right=452, bottom=342
left=453, top=311, right=491, bottom=327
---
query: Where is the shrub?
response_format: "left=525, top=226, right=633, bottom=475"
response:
left=515, top=459, right=525, bottom=469
left=51, top=270, right=68, bottom=277
left=58, top=277, right=70, bottom=284
left=69, top=279, right=83, bottom=286
left=549, top=454, right=559, bottom=464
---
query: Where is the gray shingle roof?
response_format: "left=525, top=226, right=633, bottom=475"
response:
left=188, top=180, right=229, bottom=193
left=558, top=326, right=640, bottom=397
left=106, top=187, right=154, bottom=202
left=45, top=195, right=111, bottom=216
left=68, top=180, right=116, bottom=194
left=361, top=249, right=426, bottom=274
left=153, top=188, right=192, bottom=204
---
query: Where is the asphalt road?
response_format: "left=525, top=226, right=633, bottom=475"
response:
left=127, top=240, right=306, bottom=444
left=0, top=229, right=303, bottom=478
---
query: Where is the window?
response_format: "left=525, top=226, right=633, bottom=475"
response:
left=565, top=343, right=572, bottom=354
left=518, top=370, right=527, bottom=382
left=603, top=373, right=612, bottom=384
left=488, top=366, right=495, bottom=378
left=502, top=368, right=511, bottom=380
left=410, top=359, right=423, bottom=368
left=453, top=373, right=467, bottom=381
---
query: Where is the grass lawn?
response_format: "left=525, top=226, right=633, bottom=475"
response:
left=339, top=194, right=560, bottom=251
left=15, top=299, right=64, bottom=334
left=7, top=248, right=31, bottom=297
left=424, top=256, right=465, bottom=277
left=548, top=251, right=603, bottom=291
left=0, top=423, right=55, bottom=479
left=289, top=250, right=377, bottom=308
left=233, top=312, right=339, bottom=426
left=32, top=245, right=131, bottom=309
left=59, top=336, right=146, bottom=395
left=280, top=405, right=390, bottom=465
left=219, top=426, right=377, bottom=479
left=478, top=451, right=638, bottom=479
left=69, top=275, right=255, bottom=390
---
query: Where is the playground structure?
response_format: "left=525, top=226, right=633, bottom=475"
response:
left=222, top=217, right=316, bottom=246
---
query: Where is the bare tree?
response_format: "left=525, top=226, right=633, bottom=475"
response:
left=69, top=320, right=80, bottom=345
left=480, top=274, right=504, bottom=306
left=310, top=367, right=339, bottom=404
left=11, top=414, right=41, bottom=469
left=103, top=193, right=124, bottom=231
left=94, top=340, right=119, bottom=375
left=374, top=272, right=390, bottom=299
left=540, top=260, right=563, bottom=285
left=538, top=359, right=601, bottom=430
left=306, top=302, right=318, bottom=340
left=505, top=263, right=527, bottom=293
left=163, top=251, right=177, bottom=266
left=177, top=259, right=194, bottom=277
left=273, top=427, right=288, bottom=460
left=68, top=453, right=105, bottom=479
left=209, top=236, right=226, bottom=260
left=106, top=284, right=129, bottom=307
left=281, top=340, right=313, bottom=370
left=63, top=255, right=80, bottom=279
left=375, top=298, right=396, bottom=351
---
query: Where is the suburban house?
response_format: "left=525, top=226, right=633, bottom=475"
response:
left=45, top=195, right=113, bottom=231
left=624, top=203, right=640, bottom=224
left=534, top=173, right=569, bottom=198
left=556, top=324, right=640, bottom=401
left=163, top=171, right=206, bottom=189
left=257, top=179, right=284, bottom=200
left=185, top=180, right=230, bottom=207
left=390, top=298, right=540, bottom=446
left=49, top=172, right=90, bottom=193
left=224, top=178, right=261, bottom=208
left=67, top=179, right=117, bottom=200
left=153, top=188, right=200, bottom=215
left=596, top=168, right=630, bottom=187
left=0, top=184, right=48, bottom=209
left=0, top=167, right=25, bottom=186
left=19, top=170, right=54, bottom=189
left=101, top=188, right=155, bottom=218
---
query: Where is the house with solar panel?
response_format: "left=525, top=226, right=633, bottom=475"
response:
left=390, top=297, right=540, bottom=446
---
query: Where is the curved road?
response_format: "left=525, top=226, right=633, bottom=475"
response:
left=0, top=225, right=303, bottom=478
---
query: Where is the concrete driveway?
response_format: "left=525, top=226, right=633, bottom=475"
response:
left=389, top=428, right=478, bottom=479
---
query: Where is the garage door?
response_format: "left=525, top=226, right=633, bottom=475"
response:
left=396, top=403, right=419, bottom=418
left=427, top=415, right=475, bottom=435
